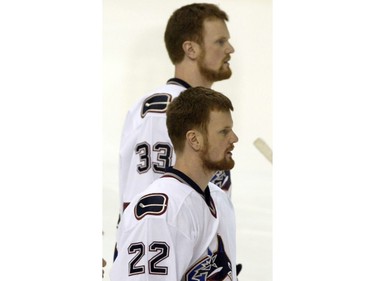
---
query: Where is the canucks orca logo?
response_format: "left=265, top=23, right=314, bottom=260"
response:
left=210, top=170, right=231, bottom=192
left=185, top=235, right=233, bottom=281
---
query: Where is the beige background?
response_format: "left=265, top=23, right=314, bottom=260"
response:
left=2, top=1, right=374, bottom=280
left=103, top=1, right=272, bottom=280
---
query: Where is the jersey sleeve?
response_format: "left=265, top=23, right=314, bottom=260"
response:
left=119, top=112, right=174, bottom=202
left=119, top=103, right=176, bottom=209
left=110, top=208, right=195, bottom=281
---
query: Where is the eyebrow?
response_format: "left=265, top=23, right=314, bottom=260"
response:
left=218, top=126, right=233, bottom=132
left=215, top=35, right=229, bottom=41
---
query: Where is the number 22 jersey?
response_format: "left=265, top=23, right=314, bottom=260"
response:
left=110, top=167, right=237, bottom=281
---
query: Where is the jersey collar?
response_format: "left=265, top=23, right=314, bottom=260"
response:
left=167, top=78, right=192, bottom=89
left=162, top=167, right=217, bottom=217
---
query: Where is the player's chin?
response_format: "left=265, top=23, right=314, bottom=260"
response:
left=226, top=160, right=235, bottom=170
left=222, top=157, right=235, bottom=170
left=222, top=63, right=231, bottom=70
left=217, top=66, right=232, bottom=79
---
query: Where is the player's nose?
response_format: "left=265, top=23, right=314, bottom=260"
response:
left=231, top=131, right=239, bottom=144
left=226, top=41, right=235, bottom=54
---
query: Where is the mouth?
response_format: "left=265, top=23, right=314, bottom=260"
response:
left=226, top=146, right=234, bottom=156
left=223, top=56, right=231, bottom=65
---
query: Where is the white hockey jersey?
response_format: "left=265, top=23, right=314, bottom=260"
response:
left=119, top=78, right=232, bottom=216
left=110, top=168, right=237, bottom=281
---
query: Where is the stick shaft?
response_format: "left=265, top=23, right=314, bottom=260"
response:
left=253, top=138, right=273, bottom=164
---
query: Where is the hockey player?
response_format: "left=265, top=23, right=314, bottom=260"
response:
left=110, top=87, right=239, bottom=281
left=118, top=1, right=235, bottom=226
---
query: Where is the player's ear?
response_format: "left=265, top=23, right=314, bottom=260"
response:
left=182, top=41, right=200, bottom=60
left=186, top=130, right=202, bottom=151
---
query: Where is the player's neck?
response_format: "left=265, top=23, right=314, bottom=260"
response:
left=174, top=65, right=213, bottom=88
left=173, top=158, right=215, bottom=192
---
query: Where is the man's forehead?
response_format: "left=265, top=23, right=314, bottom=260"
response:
left=208, top=110, right=233, bottom=125
left=203, top=19, right=229, bottom=36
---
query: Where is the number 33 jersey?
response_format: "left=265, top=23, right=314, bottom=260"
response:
left=118, top=79, right=232, bottom=216
left=110, top=168, right=237, bottom=281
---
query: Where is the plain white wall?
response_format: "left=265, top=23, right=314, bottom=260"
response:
left=103, top=1, right=272, bottom=280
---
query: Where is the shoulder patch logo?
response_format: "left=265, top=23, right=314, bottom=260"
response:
left=134, top=193, right=169, bottom=220
left=141, top=93, right=172, bottom=118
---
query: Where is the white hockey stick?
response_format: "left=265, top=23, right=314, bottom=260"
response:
left=253, top=138, right=273, bottom=164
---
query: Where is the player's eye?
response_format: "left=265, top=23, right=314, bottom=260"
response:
left=220, top=129, right=229, bottom=135
left=217, top=39, right=226, bottom=46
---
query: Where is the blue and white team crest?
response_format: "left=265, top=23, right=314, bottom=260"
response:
left=184, top=235, right=233, bottom=281
left=210, top=170, right=231, bottom=192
